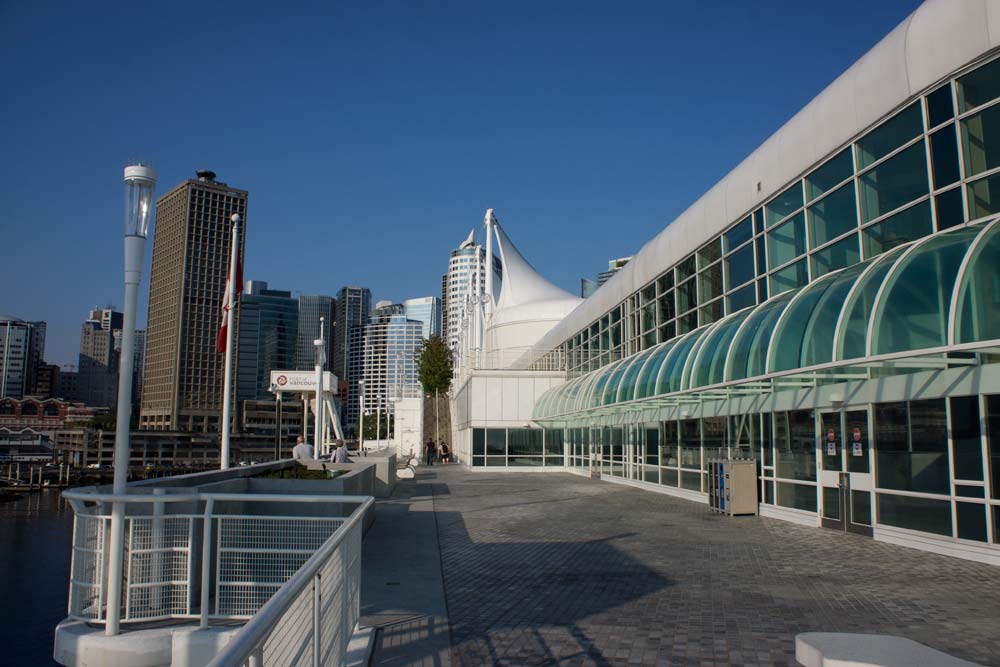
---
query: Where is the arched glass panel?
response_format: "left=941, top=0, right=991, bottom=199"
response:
left=799, top=261, right=871, bottom=367
left=602, top=358, right=632, bottom=405
left=563, top=376, right=590, bottom=415
left=634, top=340, right=679, bottom=400
left=691, top=309, right=752, bottom=388
left=727, top=291, right=796, bottom=381
left=769, top=272, right=841, bottom=373
left=617, top=346, right=658, bottom=403
left=836, top=246, right=908, bottom=360
left=681, top=324, right=720, bottom=390
left=872, top=225, right=983, bottom=355
left=534, top=388, right=553, bottom=418
left=957, top=222, right=1000, bottom=343
left=586, top=361, right=622, bottom=409
left=577, top=370, right=607, bottom=412
left=656, top=329, right=705, bottom=394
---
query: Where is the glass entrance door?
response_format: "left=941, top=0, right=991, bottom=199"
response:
left=820, top=409, right=873, bottom=536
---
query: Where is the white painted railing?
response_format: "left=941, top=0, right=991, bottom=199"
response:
left=64, top=489, right=369, bottom=635
left=207, top=496, right=370, bottom=667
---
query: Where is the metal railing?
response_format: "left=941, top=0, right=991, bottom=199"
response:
left=64, top=489, right=369, bottom=633
left=208, top=496, right=371, bottom=667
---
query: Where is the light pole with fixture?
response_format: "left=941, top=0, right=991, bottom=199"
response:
left=358, top=379, right=366, bottom=452
left=106, top=163, right=156, bottom=636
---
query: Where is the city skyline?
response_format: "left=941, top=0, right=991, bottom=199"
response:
left=0, top=1, right=921, bottom=365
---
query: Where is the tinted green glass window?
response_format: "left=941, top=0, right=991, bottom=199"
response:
left=767, top=212, right=806, bottom=267
left=697, top=239, right=721, bottom=268
left=699, top=299, right=723, bottom=327
left=774, top=410, right=817, bottom=482
left=757, top=278, right=768, bottom=303
left=486, top=429, right=506, bottom=455
left=724, top=216, right=753, bottom=253
left=808, top=182, right=857, bottom=248
left=875, top=400, right=950, bottom=494
left=754, top=236, right=766, bottom=277
left=873, top=225, right=981, bottom=355
left=726, top=283, right=756, bottom=313
left=957, top=503, right=988, bottom=542
left=968, top=171, right=1000, bottom=219
left=657, top=272, right=674, bottom=292
left=675, top=255, right=696, bottom=282
left=659, top=320, right=675, bottom=343
left=769, top=275, right=835, bottom=373
left=877, top=493, right=952, bottom=536
left=957, top=57, right=1000, bottom=113
left=806, top=148, right=853, bottom=201
left=811, top=234, right=860, bottom=278
left=951, top=396, right=983, bottom=481
left=473, top=428, right=486, bottom=456
left=753, top=208, right=765, bottom=235
left=725, top=243, right=755, bottom=289
left=862, top=201, right=933, bottom=257
left=765, top=182, right=804, bottom=226
left=856, top=102, right=922, bottom=169
left=697, top=263, right=722, bottom=302
left=800, top=261, right=869, bottom=367
left=770, top=259, right=808, bottom=294
left=658, top=288, right=675, bottom=322
left=962, top=104, right=1000, bottom=177
left=858, top=143, right=929, bottom=223
left=957, top=223, right=1000, bottom=344
left=926, top=84, right=954, bottom=127
left=929, top=125, right=960, bottom=189
left=677, top=311, right=697, bottom=335
left=676, top=278, right=696, bottom=313
left=934, top=187, right=964, bottom=230
left=837, top=248, right=903, bottom=360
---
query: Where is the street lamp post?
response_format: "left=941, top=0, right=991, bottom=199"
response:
left=358, top=379, right=365, bottom=452
left=106, top=164, right=156, bottom=636
left=269, top=384, right=283, bottom=460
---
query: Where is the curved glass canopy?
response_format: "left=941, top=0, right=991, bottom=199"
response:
left=534, top=220, right=1000, bottom=420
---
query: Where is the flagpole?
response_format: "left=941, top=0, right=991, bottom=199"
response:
left=220, top=213, right=240, bottom=470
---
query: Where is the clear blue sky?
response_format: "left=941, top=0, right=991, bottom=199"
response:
left=0, top=0, right=921, bottom=366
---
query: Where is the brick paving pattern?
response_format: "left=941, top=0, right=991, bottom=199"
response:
left=428, top=467, right=1000, bottom=666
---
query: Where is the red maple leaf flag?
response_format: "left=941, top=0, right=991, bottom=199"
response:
left=217, top=245, right=244, bottom=353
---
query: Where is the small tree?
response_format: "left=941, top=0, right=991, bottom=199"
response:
left=416, top=335, right=453, bottom=447
left=417, top=335, right=453, bottom=393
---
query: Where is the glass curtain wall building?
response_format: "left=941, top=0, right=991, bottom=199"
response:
left=361, top=303, right=423, bottom=417
left=237, top=282, right=298, bottom=402
left=402, top=296, right=441, bottom=339
left=462, top=1, right=1000, bottom=564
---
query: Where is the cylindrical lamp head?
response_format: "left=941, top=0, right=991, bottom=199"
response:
left=123, top=164, right=157, bottom=238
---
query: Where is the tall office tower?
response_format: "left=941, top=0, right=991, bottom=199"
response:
left=78, top=307, right=124, bottom=408
left=296, top=295, right=335, bottom=372
left=140, top=170, right=248, bottom=432
left=33, top=363, right=60, bottom=399
left=440, top=274, right=448, bottom=339
left=402, top=297, right=441, bottom=339
left=58, top=367, right=79, bottom=401
left=360, top=302, right=423, bottom=418
left=444, top=232, right=501, bottom=350
left=333, top=286, right=371, bottom=379
left=238, top=281, right=299, bottom=401
left=0, top=317, right=45, bottom=399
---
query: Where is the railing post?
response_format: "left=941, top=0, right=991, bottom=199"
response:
left=312, top=574, right=321, bottom=667
left=248, top=647, right=263, bottom=667
left=105, top=502, right=126, bottom=635
left=200, top=497, right=215, bottom=628
left=152, top=488, right=165, bottom=612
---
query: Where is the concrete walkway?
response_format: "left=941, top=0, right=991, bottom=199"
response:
left=360, top=470, right=451, bottom=667
left=363, top=466, right=1000, bottom=667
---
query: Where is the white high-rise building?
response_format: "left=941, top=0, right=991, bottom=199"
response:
left=444, top=230, right=500, bottom=350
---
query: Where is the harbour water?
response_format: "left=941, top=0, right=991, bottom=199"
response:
left=0, top=490, right=73, bottom=666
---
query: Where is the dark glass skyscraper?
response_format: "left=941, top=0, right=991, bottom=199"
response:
left=238, top=282, right=299, bottom=401
left=296, top=295, right=335, bottom=372
left=334, top=286, right=371, bottom=433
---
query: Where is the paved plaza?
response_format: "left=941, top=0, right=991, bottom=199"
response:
left=364, top=467, right=1000, bottom=666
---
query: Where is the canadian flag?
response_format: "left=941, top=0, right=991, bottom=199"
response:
left=217, top=245, right=244, bottom=353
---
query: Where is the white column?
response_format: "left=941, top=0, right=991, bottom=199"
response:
left=220, top=216, right=240, bottom=470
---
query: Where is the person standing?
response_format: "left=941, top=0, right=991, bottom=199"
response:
left=424, top=438, right=436, bottom=466
left=292, top=435, right=314, bottom=461
left=439, top=440, right=450, bottom=464
left=330, top=441, right=349, bottom=464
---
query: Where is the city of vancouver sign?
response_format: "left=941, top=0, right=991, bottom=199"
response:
left=270, top=370, right=336, bottom=393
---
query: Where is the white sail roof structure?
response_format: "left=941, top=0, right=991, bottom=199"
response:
left=484, top=221, right=582, bottom=360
